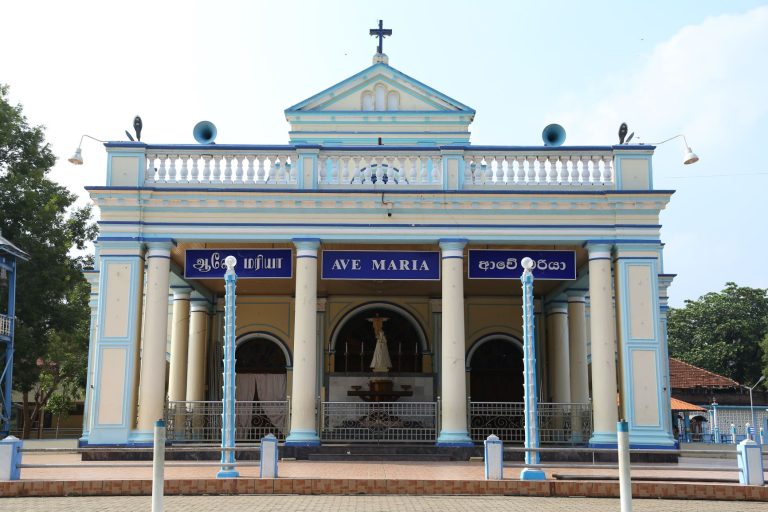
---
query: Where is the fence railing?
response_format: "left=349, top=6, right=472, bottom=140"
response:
left=470, top=402, right=592, bottom=444
left=165, top=400, right=288, bottom=442
left=320, top=401, right=437, bottom=443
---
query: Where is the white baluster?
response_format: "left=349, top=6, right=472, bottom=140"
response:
left=286, top=155, right=295, bottom=184
left=338, top=156, right=348, bottom=184
left=244, top=155, right=255, bottom=184
left=212, top=156, right=222, bottom=182
left=463, top=157, right=473, bottom=185
left=317, top=155, right=327, bottom=185
left=361, top=157, right=372, bottom=184
left=158, top=155, right=169, bottom=183
left=373, top=157, right=384, bottom=184
left=258, top=156, right=268, bottom=183
left=234, top=155, right=244, bottom=184
left=178, top=155, right=188, bottom=183
left=272, top=156, right=282, bottom=184
left=537, top=157, right=547, bottom=183
left=223, top=155, right=233, bottom=183
left=392, top=157, right=402, bottom=185
left=514, top=156, right=524, bottom=184
left=347, top=156, right=358, bottom=184
left=202, top=156, right=212, bottom=182
left=547, top=155, right=558, bottom=183
left=145, top=155, right=155, bottom=182
left=579, top=156, right=589, bottom=184
left=189, top=155, right=199, bottom=183
left=602, top=155, right=613, bottom=184
left=526, top=156, right=536, bottom=184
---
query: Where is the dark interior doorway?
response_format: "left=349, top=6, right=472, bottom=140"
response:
left=469, top=337, right=523, bottom=402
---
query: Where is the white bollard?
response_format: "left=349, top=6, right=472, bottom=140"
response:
left=483, top=434, right=503, bottom=480
left=736, top=439, right=765, bottom=485
left=0, top=436, right=22, bottom=481
left=730, top=423, right=737, bottom=444
left=260, top=434, right=279, bottom=478
left=152, top=419, right=166, bottom=512
left=617, top=420, right=632, bottom=512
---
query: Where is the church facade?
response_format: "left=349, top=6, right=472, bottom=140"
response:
left=80, top=43, right=676, bottom=451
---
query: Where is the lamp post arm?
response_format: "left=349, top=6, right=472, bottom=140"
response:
left=649, top=134, right=690, bottom=147
left=77, top=134, right=106, bottom=149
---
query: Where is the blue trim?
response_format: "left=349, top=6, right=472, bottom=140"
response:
left=296, top=255, right=317, bottom=259
left=520, top=468, right=546, bottom=480
left=441, top=255, right=463, bottom=260
left=87, top=184, right=676, bottom=195
left=98, top=220, right=662, bottom=229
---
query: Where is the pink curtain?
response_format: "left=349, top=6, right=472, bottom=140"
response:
left=255, top=373, right=287, bottom=431
left=235, top=374, right=257, bottom=436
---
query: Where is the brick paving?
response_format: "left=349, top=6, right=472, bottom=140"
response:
left=2, top=495, right=768, bottom=512
left=2, top=450, right=766, bottom=502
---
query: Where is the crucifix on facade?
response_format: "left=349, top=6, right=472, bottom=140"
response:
left=369, top=20, right=392, bottom=54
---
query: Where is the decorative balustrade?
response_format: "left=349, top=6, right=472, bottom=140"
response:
left=117, top=145, right=625, bottom=190
left=463, top=151, right=613, bottom=187
left=317, top=152, right=443, bottom=187
left=145, top=150, right=296, bottom=186
left=0, top=314, right=11, bottom=337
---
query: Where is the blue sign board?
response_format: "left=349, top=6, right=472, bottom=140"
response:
left=185, top=249, right=293, bottom=279
left=322, top=250, right=440, bottom=280
left=468, top=250, right=576, bottom=280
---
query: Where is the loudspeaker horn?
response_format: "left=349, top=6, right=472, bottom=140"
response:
left=542, top=123, right=566, bottom=147
left=193, top=121, right=217, bottom=144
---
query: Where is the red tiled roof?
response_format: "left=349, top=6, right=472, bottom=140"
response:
left=669, top=357, right=739, bottom=389
left=670, top=397, right=707, bottom=411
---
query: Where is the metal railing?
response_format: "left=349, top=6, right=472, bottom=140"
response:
left=470, top=402, right=592, bottom=444
left=0, top=313, right=11, bottom=336
left=320, top=401, right=437, bottom=443
left=165, top=400, right=288, bottom=442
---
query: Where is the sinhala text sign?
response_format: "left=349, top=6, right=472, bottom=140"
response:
left=185, top=249, right=293, bottom=279
left=468, top=250, right=576, bottom=280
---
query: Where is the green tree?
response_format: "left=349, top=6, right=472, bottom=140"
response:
left=668, top=282, right=768, bottom=387
left=0, top=84, right=97, bottom=437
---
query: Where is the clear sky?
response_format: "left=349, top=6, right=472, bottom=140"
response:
left=2, top=0, right=767, bottom=307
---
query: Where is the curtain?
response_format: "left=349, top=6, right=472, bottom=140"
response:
left=255, top=373, right=287, bottom=431
left=235, top=374, right=257, bottom=437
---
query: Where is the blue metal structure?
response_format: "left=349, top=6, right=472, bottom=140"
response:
left=519, top=257, right=546, bottom=481
left=0, top=233, right=29, bottom=436
left=217, top=256, right=239, bottom=478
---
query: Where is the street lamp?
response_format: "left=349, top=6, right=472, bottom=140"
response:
left=68, top=134, right=105, bottom=165
left=745, top=375, right=765, bottom=440
left=649, top=134, right=700, bottom=165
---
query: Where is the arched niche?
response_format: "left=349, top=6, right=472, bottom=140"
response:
left=330, top=302, right=427, bottom=373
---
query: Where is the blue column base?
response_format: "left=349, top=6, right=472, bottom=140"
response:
left=436, top=430, right=474, bottom=447
left=128, top=429, right=155, bottom=444
left=216, top=469, right=240, bottom=479
left=589, top=430, right=618, bottom=447
left=520, top=468, right=546, bottom=480
left=285, top=430, right=321, bottom=446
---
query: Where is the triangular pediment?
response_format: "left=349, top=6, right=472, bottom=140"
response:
left=286, top=63, right=475, bottom=114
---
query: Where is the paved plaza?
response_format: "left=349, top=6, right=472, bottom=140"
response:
left=2, top=495, right=768, bottom=512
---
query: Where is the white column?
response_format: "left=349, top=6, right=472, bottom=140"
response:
left=185, top=303, right=209, bottom=402
left=567, top=291, right=590, bottom=404
left=586, top=243, right=619, bottom=445
left=285, top=238, right=320, bottom=446
left=167, top=288, right=191, bottom=403
left=545, top=301, right=570, bottom=403
left=135, top=243, right=173, bottom=438
left=437, top=239, right=472, bottom=446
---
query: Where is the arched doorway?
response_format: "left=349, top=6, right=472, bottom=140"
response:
left=468, top=335, right=523, bottom=402
left=234, top=333, right=290, bottom=439
left=332, top=304, right=425, bottom=373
